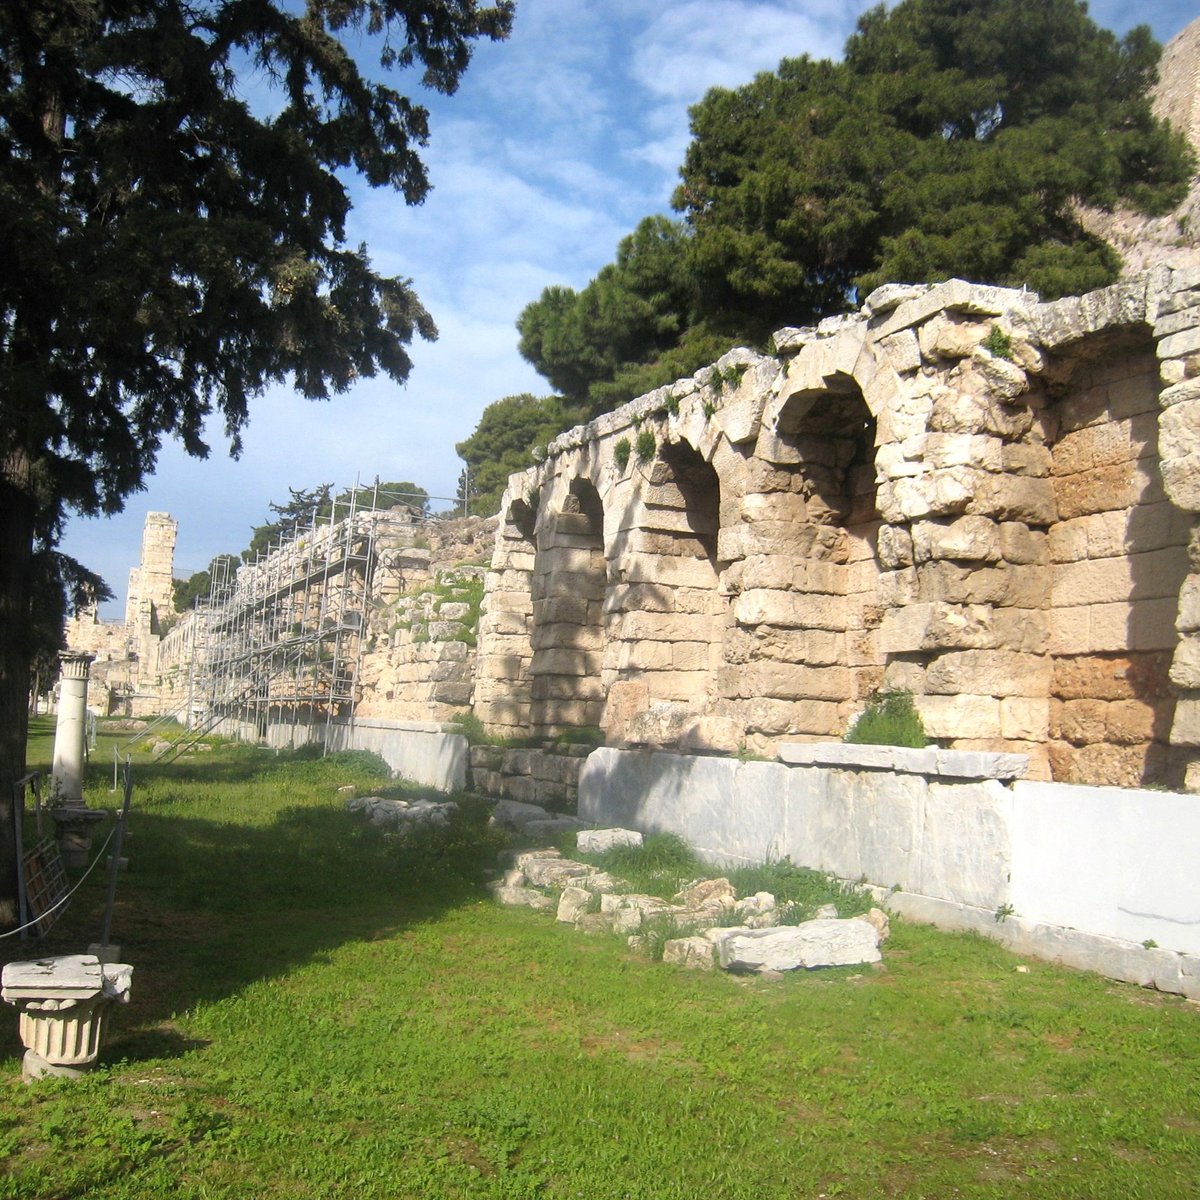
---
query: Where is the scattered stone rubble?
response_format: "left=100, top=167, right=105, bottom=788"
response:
left=489, top=831, right=890, bottom=975
left=346, top=794, right=459, bottom=830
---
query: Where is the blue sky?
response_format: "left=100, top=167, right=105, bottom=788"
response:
left=62, top=0, right=1199, bottom=615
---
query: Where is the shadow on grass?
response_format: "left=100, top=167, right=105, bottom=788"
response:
left=2, top=761, right=511, bottom=1066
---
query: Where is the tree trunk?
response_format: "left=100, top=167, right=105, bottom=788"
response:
left=0, top=451, right=37, bottom=927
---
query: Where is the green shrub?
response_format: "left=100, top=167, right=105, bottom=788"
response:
left=635, top=429, right=656, bottom=462
left=844, top=689, right=928, bottom=748
left=613, top=437, right=631, bottom=471
left=982, top=325, right=1013, bottom=359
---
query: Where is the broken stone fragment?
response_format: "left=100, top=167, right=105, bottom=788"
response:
left=556, top=886, right=593, bottom=924
left=662, top=937, right=716, bottom=971
left=576, top=827, right=643, bottom=854
left=673, top=878, right=736, bottom=908
left=489, top=884, right=556, bottom=912
left=714, top=918, right=883, bottom=973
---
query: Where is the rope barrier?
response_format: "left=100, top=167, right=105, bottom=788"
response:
left=0, top=820, right=118, bottom=941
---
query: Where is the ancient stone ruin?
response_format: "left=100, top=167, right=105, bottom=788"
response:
left=475, top=269, right=1200, bottom=792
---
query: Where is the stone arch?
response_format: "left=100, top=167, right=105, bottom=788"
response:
left=1039, top=327, right=1191, bottom=787
left=470, top=487, right=539, bottom=737
left=601, top=435, right=728, bottom=746
left=718, top=370, right=883, bottom=753
left=528, top=476, right=607, bottom=734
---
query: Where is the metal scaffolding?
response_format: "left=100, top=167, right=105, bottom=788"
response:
left=181, top=481, right=429, bottom=751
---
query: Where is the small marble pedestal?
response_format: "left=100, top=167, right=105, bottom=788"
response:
left=1, top=955, right=133, bottom=1080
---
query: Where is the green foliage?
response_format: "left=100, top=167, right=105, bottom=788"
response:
left=173, top=554, right=240, bottom=611
left=0, top=0, right=511, bottom=872
left=613, top=437, right=632, bottom=472
left=680, top=0, right=1191, bottom=314
left=455, top=393, right=584, bottom=516
left=845, top=689, right=929, bottom=748
left=505, top=0, right=1190, bottom=430
left=635, top=429, right=657, bottom=463
left=982, top=325, right=1014, bottom=359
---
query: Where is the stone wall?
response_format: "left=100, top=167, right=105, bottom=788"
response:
left=577, top=745, right=1200, bottom=997
left=473, top=268, right=1200, bottom=790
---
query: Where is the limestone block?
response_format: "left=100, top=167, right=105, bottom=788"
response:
left=880, top=328, right=921, bottom=373
left=1052, top=650, right=1172, bottom=702
left=739, top=491, right=810, bottom=524
left=1157, top=376, right=1200, bottom=411
left=492, top=884, right=556, bottom=912
left=663, top=937, right=716, bottom=970
left=1055, top=461, right=1166, bottom=521
left=916, top=694, right=1001, bottom=739
left=1049, top=597, right=1181, bottom=654
left=671, top=642, right=711, bottom=672
left=1169, top=634, right=1200, bottom=687
left=790, top=559, right=847, bottom=594
left=489, top=589, right=535, bottom=615
left=1172, top=697, right=1200, bottom=746
left=716, top=919, right=881, bottom=972
left=535, top=596, right=594, bottom=626
left=878, top=602, right=993, bottom=653
left=678, top=715, right=743, bottom=754
left=912, top=515, right=1002, bottom=563
left=968, top=474, right=1057, bottom=525
left=1001, top=443, right=1052, bottom=477
left=920, top=432, right=1004, bottom=471
left=878, top=279, right=1033, bottom=338
left=1050, top=698, right=1106, bottom=743
left=1052, top=547, right=1187, bottom=606
left=719, top=662, right=853, bottom=702
left=925, top=649, right=1051, bottom=698
left=603, top=584, right=674, bottom=616
left=1160, top=452, right=1200, bottom=512
left=536, top=571, right=606, bottom=601
left=862, top=282, right=932, bottom=316
left=1159, top=325, right=1200, bottom=359
left=873, top=568, right=916, bottom=609
left=620, top=557, right=719, bottom=588
left=914, top=561, right=1038, bottom=608
left=1000, top=697, right=1050, bottom=741
left=1031, top=279, right=1148, bottom=350
left=876, top=467, right=978, bottom=523
left=1178, top=574, right=1200, bottom=633
left=738, top=696, right=843, bottom=737
left=999, top=523, right=1045, bottom=565
left=556, top=886, right=593, bottom=924
left=920, top=315, right=990, bottom=360
left=969, top=348, right=1029, bottom=401
left=990, top=609, right=1048, bottom=653
left=877, top=525, right=914, bottom=569
left=1105, top=699, right=1161, bottom=744
left=617, top=611, right=713, bottom=643
left=734, top=554, right=796, bottom=591
left=529, top=648, right=603, bottom=676
left=577, top=828, right=643, bottom=853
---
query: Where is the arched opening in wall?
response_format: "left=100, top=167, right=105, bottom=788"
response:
left=731, top=376, right=881, bottom=743
left=603, top=437, right=726, bottom=746
left=528, top=477, right=606, bottom=735
left=775, top=377, right=878, bottom=529
left=469, top=494, right=539, bottom=738
left=1043, top=330, right=1190, bottom=788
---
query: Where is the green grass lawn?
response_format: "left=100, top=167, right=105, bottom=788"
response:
left=1, top=720, right=1198, bottom=1198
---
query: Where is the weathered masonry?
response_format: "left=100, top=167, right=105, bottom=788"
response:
left=474, top=269, right=1200, bottom=791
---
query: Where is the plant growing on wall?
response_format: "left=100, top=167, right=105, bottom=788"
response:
left=613, top=437, right=632, bottom=471
left=635, top=430, right=657, bottom=463
left=844, top=690, right=928, bottom=748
